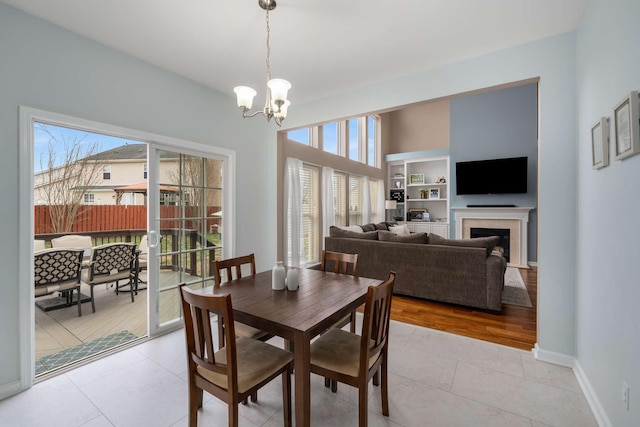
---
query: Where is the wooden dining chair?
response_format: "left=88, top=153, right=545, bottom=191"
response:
left=179, top=283, right=293, bottom=427
left=309, top=271, right=395, bottom=427
left=213, top=253, right=274, bottom=348
left=320, top=250, right=359, bottom=333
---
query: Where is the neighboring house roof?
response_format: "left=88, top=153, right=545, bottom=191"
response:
left=84, top=144, right=178, bottom=162
left=85, top=144, right=147, bottom=161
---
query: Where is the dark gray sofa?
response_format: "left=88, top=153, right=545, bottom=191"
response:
left=325, top=227, right=507, bottom=311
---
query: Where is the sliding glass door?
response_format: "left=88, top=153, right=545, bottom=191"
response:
left=147, top=145, right=229, bottom=335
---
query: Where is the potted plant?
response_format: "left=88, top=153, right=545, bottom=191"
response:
left=419, top=188, right=428, bottom=199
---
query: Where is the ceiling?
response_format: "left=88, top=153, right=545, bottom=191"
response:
left=2, top=0, right=588, bottom=104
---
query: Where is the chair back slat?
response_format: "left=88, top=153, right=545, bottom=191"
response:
left=321, top=250, right=359, bottom=276
left=360, top=272, right=395, bottom=376
left=179, top=284, right=237, bottom=380
left=213, top=254, right=256, bottom=286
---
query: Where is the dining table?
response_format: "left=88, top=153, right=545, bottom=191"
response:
left=194, top=267, right=383, bottom=427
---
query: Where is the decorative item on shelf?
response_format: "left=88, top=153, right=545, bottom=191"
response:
left=233, top=0, right=291, bottom=127
left=409, top=173, right=425, bottom=184
left=409, top=208, right=427, bottom=222
left=393, top=173, right=404, bottom=178
left=436, top=176, right=446, bottom=183
left=390, top=189, right=404, bottom=202
left=272, top=261, right=286, bottom=290
left=395, top=181, right=402, bottom=188
left=419, top=188, right=428, bottom=199
left=429, top=188, right=440, bottom=199
left=423, top=212, right=431, bottom=222
left=286, top=267, right=298, bottom=291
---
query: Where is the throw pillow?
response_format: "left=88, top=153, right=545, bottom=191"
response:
left=428, top=234, right=500, bottom=257
left=360, top=223, right=377, bottom=232
left=338, top=225, right=363, bottom=233
left=374, top=222, right=389, bottom=230
left=329, top=226, right=379, bottom=240
left=379, top=230, right=428, bottom=243
left=388, top=224, right=410, bottom=236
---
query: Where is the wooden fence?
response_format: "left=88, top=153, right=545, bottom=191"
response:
left=34, top=205, right=221, bottom=234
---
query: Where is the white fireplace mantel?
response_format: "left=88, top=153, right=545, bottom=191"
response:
left=452, top=207, right=533, bottom=268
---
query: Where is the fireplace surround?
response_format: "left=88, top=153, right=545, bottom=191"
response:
left=452, top=207, right=533, bottom=268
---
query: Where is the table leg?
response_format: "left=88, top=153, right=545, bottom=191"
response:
left=294, top=332, right=311, bottom=427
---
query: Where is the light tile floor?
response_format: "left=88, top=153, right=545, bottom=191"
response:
left=0, top=317, right=598, bottom=427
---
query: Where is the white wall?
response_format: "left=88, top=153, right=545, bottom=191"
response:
left=0, top=4, right=277, bottom=397
left=576, top=0, right=640, bottom=426
left=287, top=32, right=578, bottom=359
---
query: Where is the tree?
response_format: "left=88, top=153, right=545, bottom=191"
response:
left=35, top=123, right=104, bottom=233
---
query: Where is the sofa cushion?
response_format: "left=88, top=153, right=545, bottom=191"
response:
left=338, top=225, right=363, bottom=233
left=379, top=230, right=428, bottom=243
left=388, top=224, right=410, bottom=236
left=428, top=234, right=500, bottom=257
left=329, top=226, right=378, bottom=239
left=360, top=223, right=377, bottom=232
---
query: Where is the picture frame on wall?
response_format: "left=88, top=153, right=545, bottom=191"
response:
left=591, top=117, right=609, bottom=169
left=613, top=91, right=640, bottom=161
left=409, top=173, right=425, bottom=184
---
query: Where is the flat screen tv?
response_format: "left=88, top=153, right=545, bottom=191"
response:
left=456, top=156, right=528, bottom=195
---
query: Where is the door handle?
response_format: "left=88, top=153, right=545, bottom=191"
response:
left=148, top=230, right=161, bottom=248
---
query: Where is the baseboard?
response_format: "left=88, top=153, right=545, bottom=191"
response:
left=533, top=344, right=611, bottom=427
left=532, top=343, right=575, bottom=367
left=0, top=379, right=22, bottom=401
left=573, top=360, right=612, bottom=427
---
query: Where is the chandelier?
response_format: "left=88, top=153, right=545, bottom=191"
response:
left=233, top=0, right=291, bottom=127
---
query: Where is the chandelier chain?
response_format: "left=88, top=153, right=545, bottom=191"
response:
left=265, top=7, right=271, bottom=82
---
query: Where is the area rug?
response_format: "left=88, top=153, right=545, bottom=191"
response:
left=502, top=267, right=533, bottom=308
left=36, top=330, right=138, bottom=376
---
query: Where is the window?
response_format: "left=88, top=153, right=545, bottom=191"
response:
left=103, top=165, right=111, bottom=180
left=349, top=175, right=363, bottom=225
left=322, top=122, right=339, bottom=155
left=332, top=172, right=347, bottom=226
left=83, top=193, right=95, bottom=203
left=367, top=116, right=377, bottom=167
left=348, top=118, right=359, bottom=161
left=287, top=128, right=310, bottom=145
left=369, top=179, right=380, bottom=223
left=143, top=163, right=148, bottom=179
left=301, top=164, right=320, bottom=264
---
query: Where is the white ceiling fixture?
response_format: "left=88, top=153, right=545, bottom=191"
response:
left=234, top=0, right=291, bottom=127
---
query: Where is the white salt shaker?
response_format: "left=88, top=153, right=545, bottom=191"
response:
left=272, top=261, right=286, bottom=290
left=286, top=267, right=298, bottom=291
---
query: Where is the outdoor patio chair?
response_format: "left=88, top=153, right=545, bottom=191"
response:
left=136, top=235, right=148, bottom=288
left=51, top=234, right=93, bottom=262
left=34, top=239, right=46, bottom=252
left=34, top=248, right=85, bottom=317
left=179, top=283, right=293, bottom=427
left=81, top=242, right=139, bottom=313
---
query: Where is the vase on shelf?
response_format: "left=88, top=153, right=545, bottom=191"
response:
left=272, top=261, right=286, bottom=290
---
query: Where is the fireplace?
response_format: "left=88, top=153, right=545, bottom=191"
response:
left=452, top=207, right=533, bottom=268
left=471, top=227, right=510, bottom=262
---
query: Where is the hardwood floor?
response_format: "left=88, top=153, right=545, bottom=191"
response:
left=390, top=267, right=537, bottom=350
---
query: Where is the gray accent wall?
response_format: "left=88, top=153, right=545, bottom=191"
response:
left=449, top=83, right=538, bottom=261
